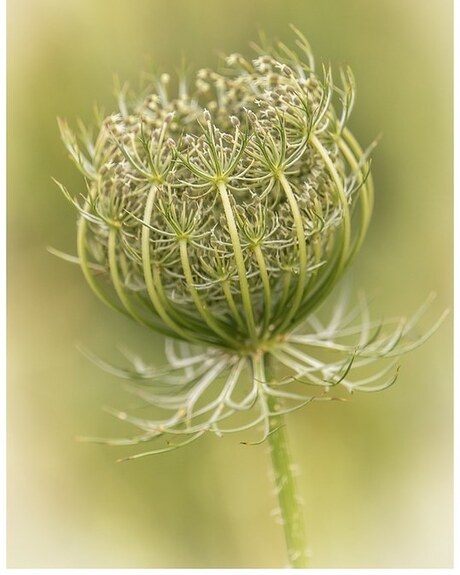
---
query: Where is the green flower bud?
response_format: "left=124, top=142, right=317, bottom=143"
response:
left=56, top=29, right=445, bottom=456
left=59, top=37, right=371, bottom=352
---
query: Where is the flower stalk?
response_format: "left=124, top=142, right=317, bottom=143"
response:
left=259, top=353, right=309, bottom=568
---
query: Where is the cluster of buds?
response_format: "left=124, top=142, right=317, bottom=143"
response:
left=57, top=30, right=443, bottom=457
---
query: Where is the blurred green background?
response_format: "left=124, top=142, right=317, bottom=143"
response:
left=7, top=0, right=452, bottom=568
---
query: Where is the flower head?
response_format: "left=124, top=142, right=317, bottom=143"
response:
left=57, top=29, right=444, bottom=457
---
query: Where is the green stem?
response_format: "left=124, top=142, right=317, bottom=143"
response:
left=263, top=355, right=308, bottom=568
left=221, top=279, right=246, bottom=331
left=310, top=134, right=351, bottom=272
left=77, top=212, right=127, bottom=317
left=253, top=244, right=272, bottom=335
left=276, top=172, right=308, bottom=331
left=217, top=180, right=257, bottom=342
left=178, top=238, right=236, bottom=346
left=141, top=184, right=198, bottom=342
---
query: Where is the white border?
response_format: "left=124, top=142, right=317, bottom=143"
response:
left=1, top=1, right=455, bottom=573
left=2, top=0, right=8, bottom=571
left=452, top=0, right=458, bottom=571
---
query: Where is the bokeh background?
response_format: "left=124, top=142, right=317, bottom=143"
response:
left=7, top=0, right=453, bottom=568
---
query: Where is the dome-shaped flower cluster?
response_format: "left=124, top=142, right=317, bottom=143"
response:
left=57, top=31, right=443, bottom=456
left=59, top=31, right=372, bottom=350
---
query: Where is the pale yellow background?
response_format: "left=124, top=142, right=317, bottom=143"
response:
left=7, top=0, right=452, bottom=568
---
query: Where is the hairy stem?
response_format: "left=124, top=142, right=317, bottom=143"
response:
left=263, top=354, right=309, bottom=568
